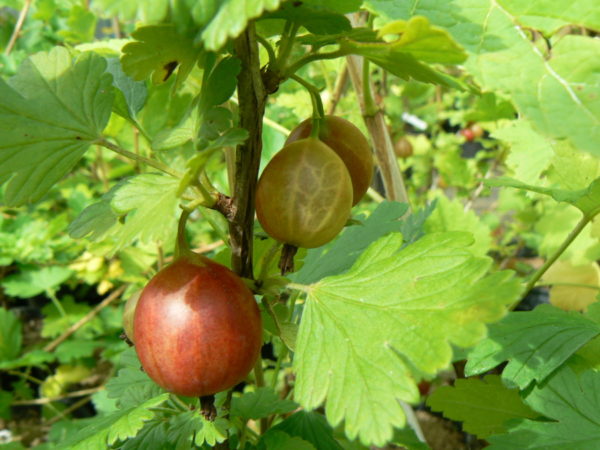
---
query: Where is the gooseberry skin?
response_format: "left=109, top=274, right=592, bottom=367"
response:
left=256, top=138, right=353, bottom=249
left=286, top=116, right=373, bottom=205
left=133, top=255, right=262, bottom=397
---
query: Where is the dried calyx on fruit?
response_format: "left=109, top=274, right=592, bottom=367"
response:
left=255, top=137, right=353, bottom=250
left=286, top=115, right=373, bottom=205
left=132, top=253, right=262, bottom=397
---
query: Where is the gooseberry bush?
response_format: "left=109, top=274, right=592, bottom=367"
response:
left=1, top=1, right=599, bottom=449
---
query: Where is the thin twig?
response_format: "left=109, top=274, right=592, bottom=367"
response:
left=522, top=215, right=592, bottom=297
left=44, top=285, right=127, bottom=352
left=5, top=0, right=33, bottom=56
left=46, top=395, right=93, bottom=425
left=96, top=138, right=182, bottom=178
left=12, top=386, right=104, bottom=406
left=327, top=63, right=349, bottom=115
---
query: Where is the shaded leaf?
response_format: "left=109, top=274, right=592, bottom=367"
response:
left=487, top=367, right=600, bottom=449
left=427, top=375, right=538, bottom=438
left=0, top=308, right=21, bottom=361
left=61, top=393, right=169, bottom=449
left=1, top=266, right=73, bottom=298
left=121, top=25, right=199, bottom=88
left=271, top=411, right=342, bottom=450
left=199, top=0, right=282, bottom=51
left=231, top=387, right=298, bottom=420
left=465, top=304, right=600, bottom=389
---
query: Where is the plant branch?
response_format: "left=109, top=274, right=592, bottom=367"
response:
left=44, top=285, right=127, bottom=352
left=345, top=15, right=409, bottom=208
left=4, top=0, right=33, bottom=56
left=97, top=138, right=182, bottom=178
left=327, top=63, right=349, bottom=115
left=284, top=49, right=347, bottom=78
left=523, top=214, right=593, bottom=296
left=256, top=34, right=277, bottom=67
left=346, top=54, right=409, bottom=206
left=230, top=23, right=268, bottom=277
left=289, top=74, right=325, bottom=137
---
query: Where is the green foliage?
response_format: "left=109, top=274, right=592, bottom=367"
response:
left=61, top=393, right=170, bottom=449
left=366, top=0, right=600, bottom=156
left=487, top=367, right=600, bottom=449
left=427, top=375, right=538, bottom=438
left=121, top=25, right=199, bottom=88
left=1, top=266, right=72, bottom=298
left=1, top=1, right=599, bottom=448
left=0, top=47, right=113, bottom=205
left=231, top=387, right=297, bottom=420
left=294, top=232, right=522, bottom=445
left=293, top=201, right=410, bottom=284
left=465, top=304, right=600, bottom=389
left=0, top=308, right=21, bottom=361
left=270, top=411, right=342, bottom=450
left=198, top=0, right=282, bottom=51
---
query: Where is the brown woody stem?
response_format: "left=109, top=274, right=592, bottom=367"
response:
left=231, top=23, right=268, bottom=278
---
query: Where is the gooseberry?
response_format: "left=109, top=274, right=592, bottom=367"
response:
left=256, top=138, right=353, bottom=249
left=286, top=116, right=373, bottom=205
left=394, top=137, right=413, bottom=159
left=133, top=254, right=262, bottom=397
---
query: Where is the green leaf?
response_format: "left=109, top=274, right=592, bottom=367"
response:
left=366, top=2, right=600, bottom=156
left=1, top=266, right=73, bottom=298
left=340, top=16, right=468, bottom=89
left=427, top=375, right=538, bottom=438
left=68, top=198, right=119, bottom=241
left=375, top=16, right=467, bottom=64
left=294, top=232, right=522, bottom=445
left=57, top=5, right=97, bottom=43
left=392, top=426, right=430, bottom=450
left=231, top=387, right=298, bottom=420
left=301, top=0, right=362, bottom=14
left=465, top=305, right=600, bottom=389
left=68, top=180, right=125, bottom=241
left=546, top=143, right=600, bottom=191
left=0, top=390, right=12, bottom=419
left=492, top=121, right=555, bottom=184
left=485, top=176, right=600, bottom=217
left=199, top=56, right=241, bottom=112
left=121, top=25, right=200, bottom=88
left=106, top=58, right=147, bottom=120
left=271, top=411, right=343, bottom=450
left=0, top=349, right=55, bottom=370
left=60, top=393, right=169, bottom=449
left=106, top=367, right=160, bottom=409
left=263, top=2, right=352, bottom=35
left=0, top=47, right=113, bottom=205
left=110, top=174, right=180, bottom=251
left=199, top=0, right=283, bottom=51
left=259, top=430, right=316, bottom=450
left=41, top=297, right=94, bottom=339
left=487, top=367, right=600, bottom=449
left=168, top=411, right=227, bottom=447
left=293, top=201, right=409, bottom=284
left=424, top=195, right=492, bottom=257
left=0, top=308, right=21, bottom=361
left=120, top=421, right=169, bottom=450
left=55, top=340, right=102, bottom=363
left=498, top=0, right=600, bottom=36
